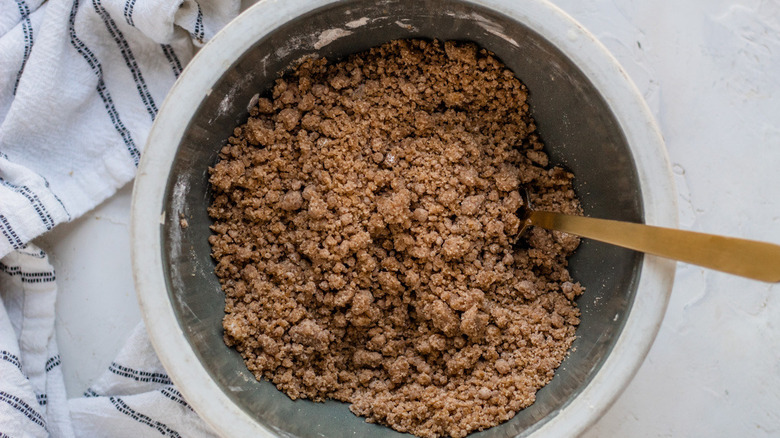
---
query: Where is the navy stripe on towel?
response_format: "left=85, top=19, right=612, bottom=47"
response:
left=83, top=388, right=100, bottom=397
left=68, top=0, right=141, bottom=165
left=123, top=0, right=137, bottom=26
left=0, top=215, right=23, bottom=250
left=109, top=363, right=173, bottom=385
left=92, top=0, right=158, bottom=121
left=41, top=176, right=71, bottom=220
left=109, top=397, right=181, bottom=437
left=193, top=2, right=204, bottom=42
left=0, top=391, right=47, bottom=430
left=36, top=393, right=47, bottom=406
left=0, top=262, right=56, bottom=283
left=18, top=245, right=47, bottom=259
left=45, top=355, right=61, bottom=373
left=159, top=386, right=192, bottom=411
left=0, top=153, right=70, bottom=221
left=0, top=178, right=55, bottom=230
left=13, top=0, right=33, bottom=95
left=0, top=351, right=22, bottom=371
left=160, top=44, right=182, bottom=78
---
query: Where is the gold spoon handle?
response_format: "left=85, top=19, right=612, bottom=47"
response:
left=528, top=211, right=780, bottom=282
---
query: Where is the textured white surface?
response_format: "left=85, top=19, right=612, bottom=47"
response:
left=34, top=0, right=780, bottom=436
left=36, top=183, right=139, bottom=397
left=552, top=1, right=780, bottom=437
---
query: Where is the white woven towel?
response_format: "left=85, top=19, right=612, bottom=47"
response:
left=0, top=0, right=238, bottom=259
left=0, top=0, right=240, bottom=435
left=1, top=244, right=218, bottom=437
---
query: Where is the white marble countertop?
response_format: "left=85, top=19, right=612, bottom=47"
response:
left=35, top=0, right=780, bottom=436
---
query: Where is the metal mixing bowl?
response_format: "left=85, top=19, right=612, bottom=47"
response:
left=131, top=0, right=677, bottom=436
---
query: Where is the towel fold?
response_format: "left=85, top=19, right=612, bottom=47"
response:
left=0, top=0, right=239, bottom=259
left=1, top=244, right=218, bottom=437
left=0, top=0, right=240, bottom=435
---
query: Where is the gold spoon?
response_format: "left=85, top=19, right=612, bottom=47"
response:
left=519, top=190, right=780, bottom=282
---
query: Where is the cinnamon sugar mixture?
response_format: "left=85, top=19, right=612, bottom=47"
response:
left=208, top=39, right=584, bottom=438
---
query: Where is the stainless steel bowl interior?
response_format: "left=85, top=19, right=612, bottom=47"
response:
left=161, top=1, right=643, bottom=436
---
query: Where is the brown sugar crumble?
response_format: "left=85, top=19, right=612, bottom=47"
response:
left=208, top=39, right=584, bottom=438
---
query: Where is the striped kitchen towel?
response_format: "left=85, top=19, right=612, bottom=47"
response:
left=1, top=244, right=217, bottom=437
left=0, top=0, right=240, bottom=435
left=0, top=0, right=239, bottom=259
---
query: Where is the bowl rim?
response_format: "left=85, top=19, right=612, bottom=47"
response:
left=131, top=0, right=678, bottom=436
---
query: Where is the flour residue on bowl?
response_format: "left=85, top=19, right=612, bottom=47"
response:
left=314, top=28, right=353, bottom=50
left=213, top=82, right=243, bottom=122
left=446, top=11, right=520, bottom=47
left=395, top=20, right=418, bottom=31
left=167, top=174, right=189, bottom=297
left=345, top=17, right=370, bottom=28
